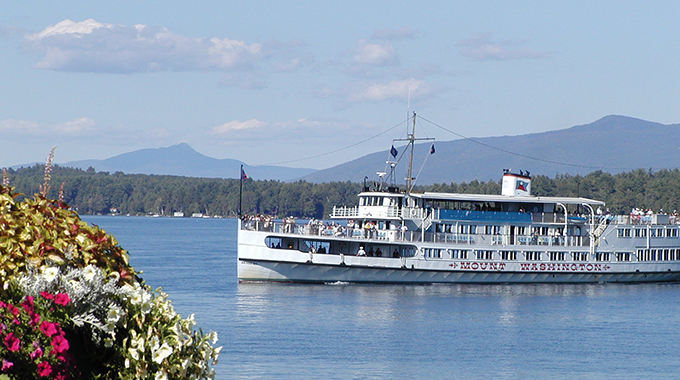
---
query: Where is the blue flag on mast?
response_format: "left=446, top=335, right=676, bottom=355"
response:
left=390, top=145, right=398, bottom=158
left=430, top=144, right=436, bottom=154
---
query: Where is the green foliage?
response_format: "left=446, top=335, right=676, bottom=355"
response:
left=0, top=184, right=137, bottom=290
left=6, top=166, right=361, bottom=219
left=7, top=165, right=680, bottom=218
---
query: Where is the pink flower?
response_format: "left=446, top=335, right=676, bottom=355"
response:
left=39, top=291, right=54, bottom=300
left=53, top=293, right=70, bottom=306
left=21, top=296, right=34, bottom=314
left=36, top=361, right=52, bottom=377
left=3, top=332, right=20, bottom=352
left=28, top=312, right=41, bottom=327
left=30, top=341, right=44, bottom=360
left=39, top=321, right=58, bottom=337
left=1, top=359, right=13, bottom=371
left=50, top=335, right=69, bottom=355
left=6, top=304, right=18, bottom=317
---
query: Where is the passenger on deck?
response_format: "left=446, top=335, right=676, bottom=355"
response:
left=375, top=247, right=382, bottom=257
left=392, top=249, right=399, bottom=258
left=368, top=247, right=374, bottom=257
left=357, top=246, right=366, bottom=256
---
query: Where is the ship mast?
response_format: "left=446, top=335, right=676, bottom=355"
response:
left=394, top=111, right=434, bottom=194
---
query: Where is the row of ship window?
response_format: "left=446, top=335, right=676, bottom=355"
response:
left=617, top=227, right=679, bottom=238
left=422, top=248, right=680, bottom=262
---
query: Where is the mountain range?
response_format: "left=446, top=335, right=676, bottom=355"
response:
left=300, top=115, right=680, bottom=184
left=60, top=143, right=316, bottom=181
left=38, top=115, right=680, bottom=184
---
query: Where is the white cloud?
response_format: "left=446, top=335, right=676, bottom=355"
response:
left=352, top=40, right=398, bottom=66
left=0, top=117, right=96, bottom=136
left=314, top=78, right=444, bottom=109
left=25, top=19, right=268, bottom=73
left=209, top=119, right=269, bottom=135
left=457, top=33, right=552, bottom=61
left=207, top=118, right=347, bottom=144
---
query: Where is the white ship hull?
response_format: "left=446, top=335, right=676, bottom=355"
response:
left=238, top=228, right=680, bottom=284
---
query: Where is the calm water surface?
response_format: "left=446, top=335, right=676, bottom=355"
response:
left=83, top=216, right=680, bottom=380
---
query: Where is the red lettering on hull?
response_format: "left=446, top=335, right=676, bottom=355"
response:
left=453, top=261, right=610, bottom=272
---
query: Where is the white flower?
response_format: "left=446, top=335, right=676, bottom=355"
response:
left=152, top=342, right=173, bottom=364
left=42, top=266, right=59, bottom=282
left=82, top=265, right=97, bottom=281
left=106, top=304, right=122, bottom=324
left=128, top=347, right=139, bottom=360
left=154, top=371, right=168, bottom=380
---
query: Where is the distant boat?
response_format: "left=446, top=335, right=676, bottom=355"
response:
left=238, top=113, right=680, bottom=283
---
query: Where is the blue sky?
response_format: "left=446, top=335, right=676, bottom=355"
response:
left=2, top=1, right=680, bottom=170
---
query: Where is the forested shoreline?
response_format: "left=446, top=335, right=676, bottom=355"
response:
left=5, top=165, right=680, bottom=219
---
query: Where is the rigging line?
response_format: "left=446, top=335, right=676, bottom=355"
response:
left=417, top=115, right=634, bottom=171
left=261, top=120, right=406, bottom=166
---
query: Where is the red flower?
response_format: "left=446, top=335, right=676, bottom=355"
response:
left=6, top=304, right=18, bottom=317
left=39, top=291, right=54, bottom=300
left=36, top=361, right=52, bottom=377
left=50, top=335, right=69, bottom=355
left=3, top=332, right=20, bottom=352
left=39, top=321, right=58, bottom=337
left=53, top=293, right=70, bottom=306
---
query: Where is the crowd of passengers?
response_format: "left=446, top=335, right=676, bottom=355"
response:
left=627, top=207, right=680, bottom=224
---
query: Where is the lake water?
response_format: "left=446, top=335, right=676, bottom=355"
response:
left=82, top=216, right=680, bottom=380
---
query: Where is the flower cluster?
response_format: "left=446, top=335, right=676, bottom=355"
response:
left=9, top=265, right=221, bottom=379
left=0, top=287, right=75, bottom=379
left=0, top=174, right=221, bottom=379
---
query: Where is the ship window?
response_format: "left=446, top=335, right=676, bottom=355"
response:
left=638, top=249, right=649, bottom=261
left=617, top=228, right=632, bottom=238
left=595, top=252, right=610, bottom=262
left=634, top=229, right=646, bottom=238
left=265, top=237, right=284, bottom=249
left=525, top=251, right=541, bottom=261
left=476, top=250, right=493, bottom=260
left=501, top=251, right=517, bottom=260
left=424, top=248, right=442, bottom=259
left=549, top=252, right=566, bottom=261
left=669, top=229, right=679, bottom=238
left=572, top=252, right=588, bottom=262
left=452, top=249, right=469, bottom=259
left=616, top=252, right=631, bottom=262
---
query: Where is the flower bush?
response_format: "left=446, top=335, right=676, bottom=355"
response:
left=0, top=160, right=221, bottom=379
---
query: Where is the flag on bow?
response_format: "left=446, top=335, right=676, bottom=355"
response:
left=390, top=145, right=398, bottom=158
left=430, top=144, right=436, bottom=154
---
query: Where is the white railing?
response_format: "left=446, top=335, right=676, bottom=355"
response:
left=241, top=220, right=588, bottom=246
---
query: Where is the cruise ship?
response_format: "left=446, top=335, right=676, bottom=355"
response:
left=238, top=117, right=680, bottom=283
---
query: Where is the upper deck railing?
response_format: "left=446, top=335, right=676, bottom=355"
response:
left=241, top=219, right=589, bottom=247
